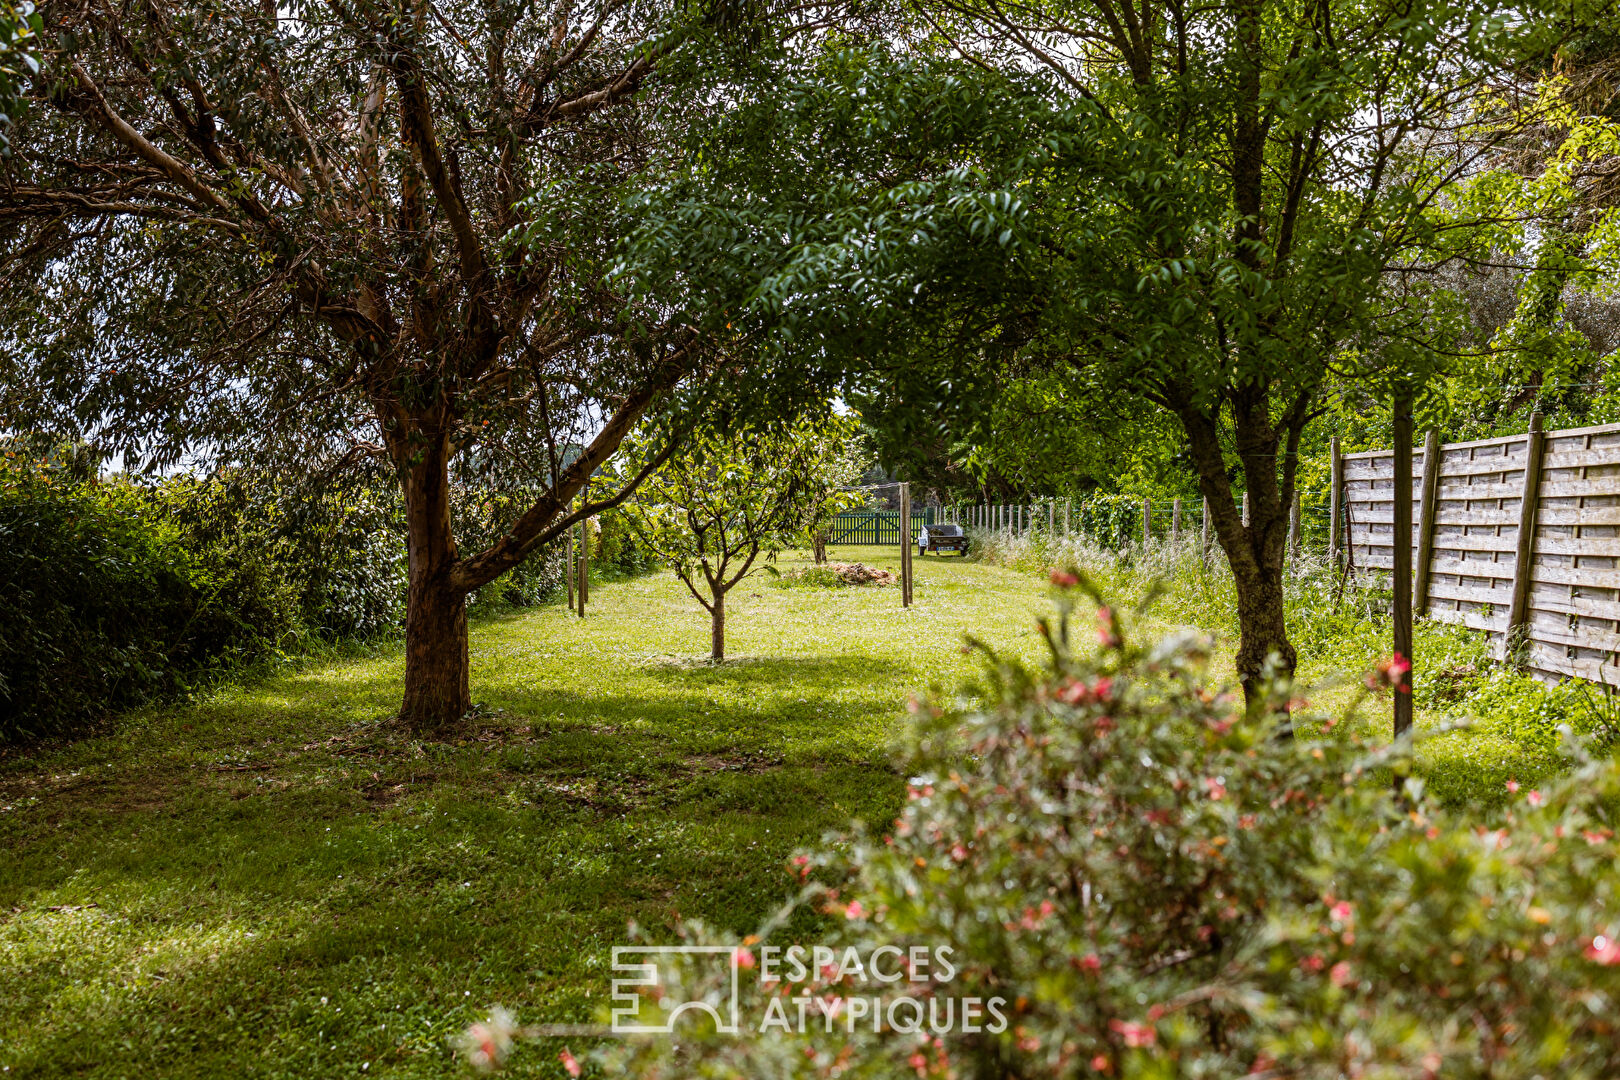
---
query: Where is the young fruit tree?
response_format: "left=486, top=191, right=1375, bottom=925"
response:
left=0, top=0, right=845, bottom=729
left=623, top=414, right=853, bottom=660
left=795, top=419, right=868, bottom=564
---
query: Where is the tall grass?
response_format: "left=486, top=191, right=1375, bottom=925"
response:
left=964, top=525, right=1616, bottom=792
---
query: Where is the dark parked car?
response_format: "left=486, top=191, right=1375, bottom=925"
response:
left=918, top=523, right=969, bottom=556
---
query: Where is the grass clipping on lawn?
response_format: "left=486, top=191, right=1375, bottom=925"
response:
left=772, top=562, right=897, bottom=588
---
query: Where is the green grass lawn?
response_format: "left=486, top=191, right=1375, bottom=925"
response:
left=0, top=545, right=1564, bottom=1078
left=0, top=548, right=1056, bottom=1079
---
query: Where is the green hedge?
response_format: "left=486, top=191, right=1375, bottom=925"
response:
left=0, top=463, right=301, bottom=741
left=0, top=451, right=609, bottom=742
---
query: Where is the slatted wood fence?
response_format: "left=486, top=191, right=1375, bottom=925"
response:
left=1339, top=417, right=1620, bottom=684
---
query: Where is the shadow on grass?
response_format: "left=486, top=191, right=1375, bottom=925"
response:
left=0, top=753, right=900, bottom=1078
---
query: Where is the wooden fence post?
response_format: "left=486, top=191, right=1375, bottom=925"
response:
left=578, top=513, right=589, bottom=617
left=1504, top=411, right=1547, bottom=660
left=1142, top=497, right=1151, bottom=544
left=1048, top=500, right=1055, bottom=537
left=1392, top=394, right=1414, bottom=740
left=1329, top=436, right=1343, bottom=569
left=1414, top=428, right=1443, bottom=614
left=1172, top=498, right=1182, bottom=544
left=1201, top=496, right=1210, bottom=565
left=566, top=516, right=575, bottom=610
left=900, top=483, right=913, bottom=608
left=1289, top=491, right=1302, bottom=558
left=1064, top=497, right=1071, bottom=537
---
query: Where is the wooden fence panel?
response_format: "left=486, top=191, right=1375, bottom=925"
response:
left=1341, top=448, right=1422, bottom=578
left=1519, top=425, right=1620, bottom=681
left=1339, top=420, right=1620, bottom=685
left=1427, top=434, right=1528, bottom=641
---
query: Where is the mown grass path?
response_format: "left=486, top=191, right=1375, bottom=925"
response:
left=0, top=549, right=1051, bottom=1079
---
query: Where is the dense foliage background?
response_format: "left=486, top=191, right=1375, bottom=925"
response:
left=0, top=444, right=654, bottom=743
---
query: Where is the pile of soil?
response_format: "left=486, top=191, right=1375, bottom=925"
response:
left=824, top=562, right=896, bottom=586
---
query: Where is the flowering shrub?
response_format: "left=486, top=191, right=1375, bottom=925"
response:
left=539, top=572, right=1620, bottom=1079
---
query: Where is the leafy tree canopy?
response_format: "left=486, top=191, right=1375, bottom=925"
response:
left=614, top=0, right=1615, bottom=699
left=0, top=0, right=867, bottom=726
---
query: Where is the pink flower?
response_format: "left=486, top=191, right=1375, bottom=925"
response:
left=733, top=946, right=756, bottom=969
left=1367, top=652, right=1413, bottom=690
left=459, top=1009, right=516, bottom=1071
left=1056, top=679, right=1090, bottom=704
left=1506, top=780, right=1520, bottom=794
left=467, top=1025, right=502, bottom=1070
left=560, top=1048, right=582, bottom=1078
left=844, top=901, right=866, bottom=920
left=909, top=1051, right=929, bottom=1076
left=1329, top=961, right=1354, bottom=987
left=1300, top=953, right=1325, bottom=973
left=1097, top=607, right=1121, bottom=648
left=1588, top=935, right=1620, bottom=964
left=1330, top=901, right=1353, bottom=922
left=1092, top=1054, right=1111, bottom=1072
left=1050, top=569, right=1079, bottom=588
left=1527, top=790, right=1544, bottom=807
left=1057, top=677, right=1115, bottom=706
left=1107, top=1018, right=1155, bottom=1048
left=950, top=844, right=969, bottom=862
left=1203, top=777, right=1226, bottom=801
left=1079, top=952, right=1102, bottom=975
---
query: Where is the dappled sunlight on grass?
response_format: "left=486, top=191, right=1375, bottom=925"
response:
left=0, top=548, right=1049, bottom=1077
left=3, top=543, right=1576, bottom=1075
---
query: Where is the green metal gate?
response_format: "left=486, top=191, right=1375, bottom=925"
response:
left=827, top=509, right=935, bottom=545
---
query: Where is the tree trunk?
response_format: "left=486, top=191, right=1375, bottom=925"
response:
left=1227, top=537, right=1295, bottom=709
left=710, top=589, right=726, bottom=662
left=1175, top=398, right=1299, bottom=713
left=399, top=434, right=471, bottom=731
left=813, top=530, right=828, bottom=564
